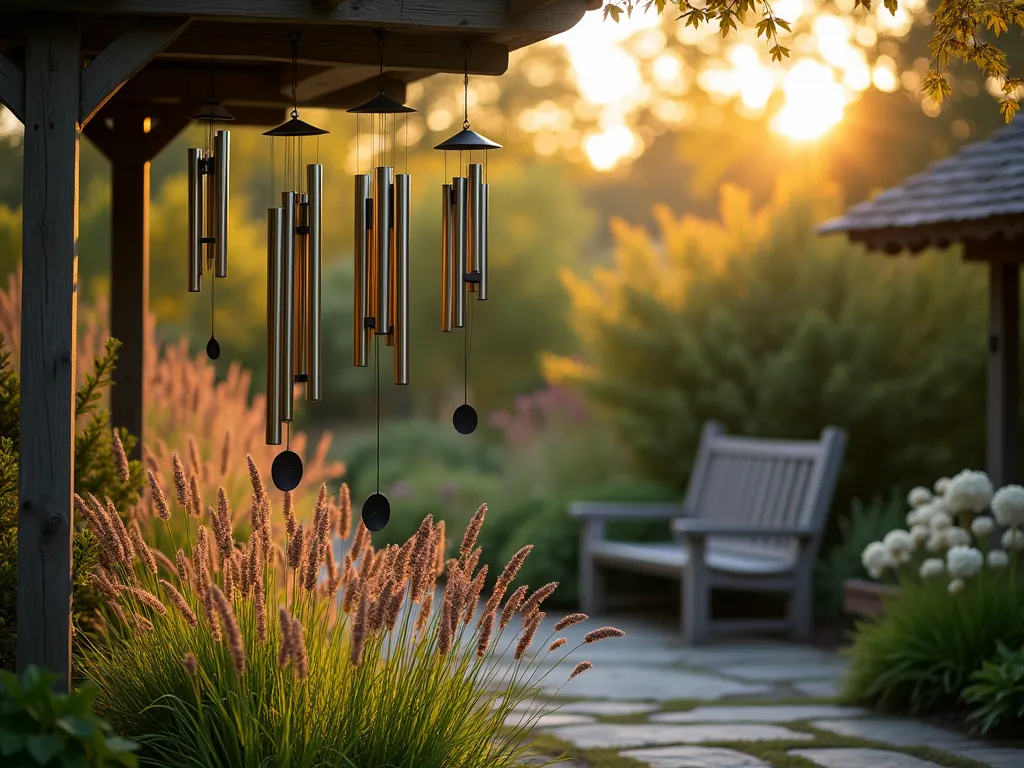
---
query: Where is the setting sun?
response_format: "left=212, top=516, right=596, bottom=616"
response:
left=772, top=59, right=849, bottom=140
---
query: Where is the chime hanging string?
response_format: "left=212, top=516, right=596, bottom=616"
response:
left=375, top=335, right=381, bottom=494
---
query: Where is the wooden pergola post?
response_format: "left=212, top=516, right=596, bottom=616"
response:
left=17, top=16, right=81, bottom=689
left=986, top=259, right=1020, bottom=488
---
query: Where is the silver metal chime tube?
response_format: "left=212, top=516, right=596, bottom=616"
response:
left=266, top=208, right=284, bottom=445
left=441, top=183, right=453, bottom=332
left=214, top=130, right=230, bottom=278
left=479, top=181, right=489, bottom=301
left=307, top=163, right=323, bottom=401
left=374, top=166, right=393, bottom=336
left=467, top=163, right=482, bottom=294
left=394, top=173, right=411, bottom=385
left=280, top=190, right=296, bottom=422
left=187, top=148, right=203, bottom=292
left=294, top=193, right=308, bottom=380
left=451, top=176, right=468, bottom=328
left=354, top=174, right=371, bottom=366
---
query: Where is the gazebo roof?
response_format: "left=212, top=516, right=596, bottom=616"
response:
left=817, top=118, right=1024, bottom=254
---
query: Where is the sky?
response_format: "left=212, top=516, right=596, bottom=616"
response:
left=551, top=0, right=931, bottom=170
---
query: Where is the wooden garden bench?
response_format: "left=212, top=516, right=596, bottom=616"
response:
left=569, top=421, right=847, bottom=645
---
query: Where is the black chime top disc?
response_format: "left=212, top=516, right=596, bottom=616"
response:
left=206, top=337, right=221, bottom=360
left=362, top=492, right=391, bottom=532
left=271, top=450, right=303, bottom=492
left=453, top=403, right=478, bottom=435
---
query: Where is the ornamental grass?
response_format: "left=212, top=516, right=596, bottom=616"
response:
left=81, top=454, right=622, bottom=767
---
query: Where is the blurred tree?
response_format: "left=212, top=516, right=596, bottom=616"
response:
left=548, top=178, right=994, bottom=542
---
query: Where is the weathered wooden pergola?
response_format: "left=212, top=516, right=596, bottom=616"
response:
left=819, top=119, right=1024, bottom=489
left=0, top=0, right=593, bottom=688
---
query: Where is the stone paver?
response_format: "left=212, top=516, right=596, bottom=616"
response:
left=810, top=718, right=979, bottom=751
left=790, top=748, right=944, bottom=768
left=558, top=701, right=659, bottom=716
left=547, top=723, right=814, bottom=749
left=542, top=664, right=771, bottom=702
left=952, top=748, right=1024, bottom=768
left=651, top=705, right=870, bottom=723
left=506, top=712, right=595, bottom=729
left=621, top=745, right=770, bottom=768
left=720, top=661, right=848, bottom=683
left=793, top=679, right=844, bottom=699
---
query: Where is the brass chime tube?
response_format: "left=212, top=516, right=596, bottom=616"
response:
left=204, top=151, right=215, bottom=272
left=214, top=130, right=230, bottom=278
left=452, top=175, right=468, bottom=328
left=266, top=208, right=284, bottom=445
left=354, top=174, right=371, bottom=366
left=280, top=190, right=296, bottom=422
left=479, top=182, right=489, bottom=301
left=294, top=193, right=308, bottom=380
left=395, top=173, right=411, bottom=385
left=467, top=163, right=483, bottom=294
left=187, top=148, right=203, bottom=292
left=306, top=163, right=323, bottom=401
left=441, top=184, right=453, bottom=332
left=374, top=165, right=393, bottom=335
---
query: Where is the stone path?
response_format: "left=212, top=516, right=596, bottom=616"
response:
left=510, top=613, right=1024, bottom=768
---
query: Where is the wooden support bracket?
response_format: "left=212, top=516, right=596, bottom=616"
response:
left=80, top=19, right=189, bottom=126
left=0, top=54, right=25, bottom=123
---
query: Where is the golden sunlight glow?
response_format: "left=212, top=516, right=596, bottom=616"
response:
left=584, top=124, right=639, bottom=171
left=772, top=59, right=848, bottom=141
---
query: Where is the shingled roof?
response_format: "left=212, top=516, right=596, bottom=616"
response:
left=817, top=118, right=1024, bottom=254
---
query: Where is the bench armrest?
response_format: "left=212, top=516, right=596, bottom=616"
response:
left=672, top=519, right=817, bottom=539
left=568, top=501, right=684, bottom=521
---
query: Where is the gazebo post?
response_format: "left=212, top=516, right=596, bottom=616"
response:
left=985, top=257, right=1020, bottom=487
left=17, top=15, right=81, bottom=690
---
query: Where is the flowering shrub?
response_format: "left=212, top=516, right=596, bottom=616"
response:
left=845, top=470, right=1024, bottom=717
left=81, top=454, right=623, bottom=767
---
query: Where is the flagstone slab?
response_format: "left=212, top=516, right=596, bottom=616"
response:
left=948, top=748, right=1024, bottom=768
left=790, top=748, right=945, bottom=768
left=793, top=679, right=844, bottom=699
left=547, top=723, right=814, bottom=749
left=651, top=705, right=871, bottom=724
left=720, top=661, right=848, bottom=683
left=504, top=712, right=595, bottom=729
left=810, top=718, right=979, bottom=751
left=621, top=745, right=771, bottom=768
left=541, top=664, right=771, bottom=702
left=558, top=701, right=660, bottom=716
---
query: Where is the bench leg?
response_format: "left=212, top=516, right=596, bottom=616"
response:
left=790, top=583, right=813, bottom=641
left=682, top=538, right=710, bottom=645
left=578, top=520, right=606, bottom=614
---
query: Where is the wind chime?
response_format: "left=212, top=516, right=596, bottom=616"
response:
left=264, top=33, right=326, bottom=492
left=186, top=67, right=233, bottom=360
left=348, top=30, right=414, bottom=532
left=436, top=44, right=501, bottom=436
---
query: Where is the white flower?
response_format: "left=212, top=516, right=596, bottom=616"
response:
left=910, top=524, right=930, bottom=547
left=926, top=531, right=947, bottom=552
left=929, top=511, right=953, bottom=530
left=948, top=578, right=965, bottom=595
left=992, top=485, right=1024, bottom=528
left=908, top=487, right=932, bottom=509
left=883, top=530, right=914, bottom=563
left=934, top=477, right=951, bottom=496
left=919, top=558, right=945, bottom=578
left=1002, top=528, right=1024, bottom=551
left=971, top=516, right=996, bottom=539
left=945, top=470, right=994, bottom=515
left=987, top=550, right=1009, bottom=569
left=944, top=527, right=972, bottom=548
left=946, top=545, right=984, bottom=579
left=861, top=541, right=894, bottom=579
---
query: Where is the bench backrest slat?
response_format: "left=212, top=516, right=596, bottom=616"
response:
left=678, top=422, right=846, bottom=564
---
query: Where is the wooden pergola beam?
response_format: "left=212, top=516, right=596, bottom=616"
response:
left=6, top=0, right=585, bottom=35
left=0, top=54, right=24, bottom=122
left=80, top=19, right=189, bottom=125
left=154, top=24, right=509, bottom=76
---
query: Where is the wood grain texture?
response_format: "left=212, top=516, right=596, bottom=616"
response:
left=9, top=0, right=586, bottom=36
left=80, top=19, right=188, bottom=125
left=17, top=16, right=81, bottom=690
left=0, top=54, right=24, bottom=122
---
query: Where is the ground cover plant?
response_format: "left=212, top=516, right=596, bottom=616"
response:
left=81, top=451, right=624, bottom=767
left=844, top=470, right=1024, bottom=724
